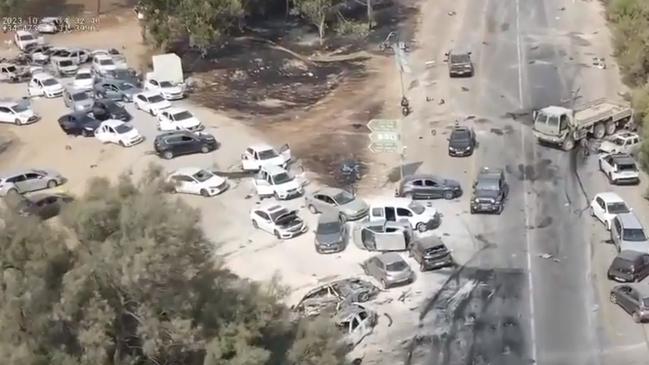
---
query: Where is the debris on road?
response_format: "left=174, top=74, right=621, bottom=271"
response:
left=425, top=60, right=436, bottom=68
left=461, top=87, right=469, bottom=92
left=439, top=98, right=445, bottom=105
left=592, top=57, right=606, bottom=69
left=538, top=253, right=561, bottom=262
left=383, top=312, right=393, bottom=327
left=559, top=6, right=566, bottom=11
left=426, top=96, right=433, bottom=102
left=448, top=10, right=456, bottom=16
left=398, top=289, right=412, bottom=302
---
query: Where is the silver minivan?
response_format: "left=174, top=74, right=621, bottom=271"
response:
left=611, top=213, right=649, bottom=254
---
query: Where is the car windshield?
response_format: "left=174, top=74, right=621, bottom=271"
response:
left=192, top=170, right=213, bottom=182
left=119, top=82, right=135, bottom=90
left=149, top=95, right=164, bottom=103
left=273, top=172, right=293, bottom=184
left=618, top=163, right=637, bottom=172
left=614, top=138, right=626, bottom=146
left=160, top=81, right=173, bottom=87
left=100, top=59, right=114, bottom=65
left=334, top=191, right=355, bottom=205
left=19, top=34, right=34, bottom=41
left=11, top=103, right=29, bottom=113
left=6, top=65, right=16, bottom=72
left=114, top=124, right=132, bottom=134
left=623, top=228, right=647, bottom=242
left=607, top=202, right=630, bottom=214
left=258, top=149, right=279, bottom=160
left=451, top=130, right=471, bottom=142
left=72, top=92, right=89, bottom=101
left=317, top=221, right=341, bottom=234
left=76, top=73, right=92, bottom=79
left=386, top=261, right=408, bottom=271
left=59, top=60, right=73, bottom=67
left=408, top=201, right=425, bottom=214
left=450, top=54, right=470, bottom=63
left=42, top=78, right=58, bottom=86
left=173, top=111, right=192, bottom=120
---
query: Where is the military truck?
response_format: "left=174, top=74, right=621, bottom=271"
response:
left=532, top=99, right=633, bottom=151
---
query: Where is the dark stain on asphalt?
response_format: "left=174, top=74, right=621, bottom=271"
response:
left=474, top=234, right=497, bottom=249
left=536, top=216, right=553, bottom=229
left=500, top=22, right=510, bottom=32
left=503, top=124, right=514, bottom=135
left=474, top=118, right=490, bottom=124
left=214, top=170, right=255, bottom=179
left=515, top=159, right=556, bottom=181
left=490, top=128, right=504, bottom=136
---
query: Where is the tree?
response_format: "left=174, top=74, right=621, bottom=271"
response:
left=287, top=318, right=347, bottom=365
left=0, top=0, right=22, bottom=17
left=294, top=0, right=339, bottom=45
left=0, top=165, right=347, bottom=365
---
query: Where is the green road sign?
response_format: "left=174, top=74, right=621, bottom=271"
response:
left=368, top=140, right=401, bottom=153
left=367, top=119, right=400, bottom=132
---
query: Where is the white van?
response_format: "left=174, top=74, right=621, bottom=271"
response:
left=368, top=198, right=440, bottom=232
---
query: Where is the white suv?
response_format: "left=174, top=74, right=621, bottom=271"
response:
left=14, top=30, right=39, bottom=51
left=599, top=153, right=640, bottom=185
left=253, top=164, right=303, bottom=200
left=0, top=99, right=39, bottom=125
left=157, top=108, right=203, bottom=132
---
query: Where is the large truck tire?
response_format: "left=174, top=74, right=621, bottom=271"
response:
left=605, top=119, right=616, bottom=135
left=562, top=136, right=575, bottom=151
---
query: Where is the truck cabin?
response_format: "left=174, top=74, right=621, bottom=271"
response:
left=533, top=106, right=571, bottom=135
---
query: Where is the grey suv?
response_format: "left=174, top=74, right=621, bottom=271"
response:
left=446, top=49, right=474, bottom=77
left=470, top=167, right=508, bottom=214
left=361, top=252, right=414, bottom=289
left=611, top=213, right=649, bottom=253
left=395, top=174, right=462, bottom=200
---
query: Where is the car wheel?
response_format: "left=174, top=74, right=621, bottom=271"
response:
left=416, top=222, right=427, bottom=233
left=358, top=292, right=369, bottom=302
left=119, top=140, right=125, bottom=147
left=308, top=204, right=318, bottom=214
left=46, top=180, right=58, bottom=189
left=6, top=188, right=18, bottom=196
left=274, top=230, right=281, bottom=239
left=443, top=190, right=454, bottom=200
left=633, top=311, right=642, bottom=323
left=163, top=151, right=174, bottom=160
left=200, top=145, right=209, bottom=153
left=14, top=118, right=21, bottom=125
left=610, top=292, right=617, bottom=304
left=252, top=220, right=258, bottom=229
left=200, top=189, right=210, bottom=197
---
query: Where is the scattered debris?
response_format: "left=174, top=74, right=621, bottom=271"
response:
left=530, top=45, right=539, bottom=50
left=448, top=10, right=456, bottom=16
left=559, top=6, right=566, bottom=11
left=538, top=253, right=561, bottom=262
left=65, top=145, right=72, bottom=150
left=383, top=312, right=393, bottom=327
left=90, top=164, right=98, bottom=168
left=461, top=87, right=469, bottom=92
left=438, top=98, right=445, bottom=105
left=352, top=123, right=363, bottom=129
left=482, top=41, right=488, bottom=45
left=425, top=60, right=436, bottom=68
left=398, top=289, right=412, bottom=302
left=528, top=60, right=536, bottom=64
left=426, top=96, right=433, bottom=102
left=431, top=129, right=437, bottom=136
left=592, top=57, right=606, bottom=69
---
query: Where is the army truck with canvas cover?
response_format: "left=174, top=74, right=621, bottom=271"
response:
left=532, top=98, right=633, bottom=151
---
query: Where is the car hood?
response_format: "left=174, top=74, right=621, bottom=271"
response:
left=122, top=88, right=142, bottom=96
left=341, top=199, right=369, bottom=214
left=176, top=117, right=201, bottom=128
left=474, top=189, right=499, bottom=199
left=599, top=141, right=618, bottom=153
left=16, top=109, right=35, bottom=119
left=120, top=128, right=141, bottom=139
left=276, top=179, right=300, bottom=191
left=621, top=241, right=649, bottom=254
left=151, top=100, right=172, bottom=110
left=161, top=85, right=183, bottom=94
left=449, top=139, right=472, bottom=148
left=317, top=231, right=345, bottom=244
left=43, top=83, right=63, bottom=92
left=203, top=175, right=226, bottom=187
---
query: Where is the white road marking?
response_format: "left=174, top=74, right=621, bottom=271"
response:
left=516, top=0, right=539, bottom=361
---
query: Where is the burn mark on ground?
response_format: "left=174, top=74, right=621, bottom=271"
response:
left=490, top=128, right=504, bottom=136
left=514, top=159, right=556, bottom=181
left=535, top=216, right=553, bottom=229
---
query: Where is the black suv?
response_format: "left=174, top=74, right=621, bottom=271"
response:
left=57, top=112, right=101, bottom=136
left=90, top=98, right=132, bottom=122
left=446, top=50, right=474, bottom=77
left=448, top=125, right=476, bottom=156
left=154, top=131, right=218, bottom=159
left=470, top=167, right=508, bottom=214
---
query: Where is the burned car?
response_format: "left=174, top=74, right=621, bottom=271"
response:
left=335, top=304, right=377, bottom=349
left=470, top=167, right=508, bottom=215
left=293, top=278, right=380, bottom=317
left=446, top=49, right=474, bottom=77
left=352, top=220, right=413, bottom=251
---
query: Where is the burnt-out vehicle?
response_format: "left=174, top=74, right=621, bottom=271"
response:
left=470, top=167, right=509, bottom=214
left=292, top=278, right=380, bottom=317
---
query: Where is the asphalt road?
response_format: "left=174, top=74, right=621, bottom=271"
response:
left=400, top=0, right=631, bottom=363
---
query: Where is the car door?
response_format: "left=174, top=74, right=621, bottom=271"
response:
left=612, top=218, right=622, bottom=249
left=241, top=148, right=258, bottom=170
left=11, top=174, right=28, bottom=192
left=254, top=170, right=272, bottom=195
left=179, top=136, right=198, bottom=154
left=279, top=144, right=291, bottom=161
left=396, top=207, right=413, bottom=225
left=104, top=84, right=120, bottom=100
left=254, top=210, right=273, bottom=233
left=135, top=94, right=146, bottom=109
left=23, top=172, right=46, bottom=191
left=623, top=288, right=640, bottom=314
left=360, top=227, right=377, bottom=250
left=593, top=197, right=606, bottom=223
left=424, top=179, right=442, bottom=198
left=409, top=180, right=424, bottom=198
left=0, top=106, right=11, bottom=123
left=376, top=225, right=407, bottom=251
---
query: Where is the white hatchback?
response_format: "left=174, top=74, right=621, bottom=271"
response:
left=166, top=168, right=228, bottom=197
left=95, top=119, right=143, bottom=147
left=590, top=192, right=632, bottom=231
left=157, top=107, right=203, bottom=132
left=134, top=91, right=171, bottom=116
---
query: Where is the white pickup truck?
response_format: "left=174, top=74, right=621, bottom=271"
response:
left=253, top=164, right=303, bottom=200
left=241, top=144, right=291, bottom=171
left=532, top=99, right=633, bottom=151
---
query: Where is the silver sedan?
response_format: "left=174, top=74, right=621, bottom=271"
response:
left=0, top=169, right=66, bottom=196
left=304, top=186, right=369, bottom=221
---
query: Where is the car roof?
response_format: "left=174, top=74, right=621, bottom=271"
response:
left=402, top=174, right=440, bottom=182
left=1, top=168, right=39, bottom=178
left=171, top=167, right=203, bottom=176
left=376, top=252, right=404, bottom=264
left=249, top=143, right=274, bottom=152
left=0, top=99, right=22, bottom=107
left=32, top=72, right=55, bottom=80
left=100, top=119, right=125, bottom=128
left=616, top=213, right=643, bottom=229
left=610, top=154, right=636, bottom=164
left=314, top=186, right=344, bottom=196
left=261, top=164, right=287, bottom=174
left=595, top=192, right=624, bottom=203
left=617, top=250, right=648, bottom=261
left=256, top=202, right=288, bottom=213
left=318, top=212, right=341, bottom=224
left=139, top=90, right=162, bottom=98
left=413, top=236, right=446, bottom=249
left=16, top=30, right=34, bottom=36
left=94, top=54, right=113, bottom=60
left=625, top=283, right=649, bottom=298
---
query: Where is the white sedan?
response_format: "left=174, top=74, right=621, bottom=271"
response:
left=157, top=107, right=204, bottom=132
left=73, top=69, right=94, bottom=90
left=166, top=168, right=228, bottom=197
left=144, top=72, right=185, bottom=100
left=95, top=119, right=144, bottom=147
left=590, top=192, right=632, bottom=230
left=134, top=91, right=171, bottom=116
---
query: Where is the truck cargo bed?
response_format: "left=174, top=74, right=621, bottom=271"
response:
left=574, top=98, right=632, bottom=127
